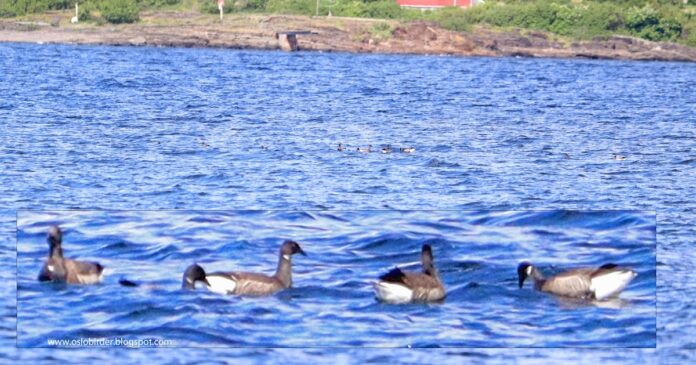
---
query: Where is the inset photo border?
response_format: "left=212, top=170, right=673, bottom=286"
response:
left=17, top=210, right=656, bottom=348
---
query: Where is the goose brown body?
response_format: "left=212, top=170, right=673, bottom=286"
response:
left=183, top=240, right=305, bottom=296
left=518, top=262, right=636, bottom=300
left=373, top=244, right=445, bottom=303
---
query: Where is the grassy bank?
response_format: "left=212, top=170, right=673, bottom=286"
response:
left=2, top=0, right=695, bottom=47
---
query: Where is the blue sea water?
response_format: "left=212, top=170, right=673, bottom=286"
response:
left=0, top=42, right=694, bottom=363
left=16, top=210, right=655, bottom=348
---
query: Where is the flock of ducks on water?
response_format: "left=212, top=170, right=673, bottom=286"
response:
left=338, top=145, right=627, bottom=160
left=38, top=226, right=637, bottom=303
left=338, top=143, right=415, bottom=154
left=197, top=141, right=629, bottom=161
left=563, top=153, right=627, bottom=160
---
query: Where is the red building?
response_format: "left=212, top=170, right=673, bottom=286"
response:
left=396, top=0, right=474, bottom=9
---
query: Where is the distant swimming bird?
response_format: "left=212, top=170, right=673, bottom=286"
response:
left=357, top=145, right=372, bottom=153
left=182, top=240, right=306, bottom=296
left=373, top=244, right=445, bottom=304
left=38, top=225, right=104, bottom=284
left=381, top=145, right=392, bottom=154
left=118, top=278, right=162, bottom=290
left=563, top=153, right=571, bottom=159
left=118, top=278, right=138, bottom=287
left=337, top=143, right=345, bottom=151
left=613, top=154, right=626, bottom=161
left=517, top=262, right=636, bottom=300
left=400, top=147, right=415, bottom=154
left=70, top=3, right=78, bottom=24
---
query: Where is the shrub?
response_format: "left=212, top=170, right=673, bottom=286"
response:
left=428, top=7, right=471, bottom=32
left=27, top=0, right=50, bottom=13
left=245, top=0, right=269, bottom=11
left=136, top=0, right=181, bottom=7
left=100, top=0, right=140, bottom=23
left=363, top=1, right=402, bottom=19
left=548, top=2, right=623, bottom=38
left=332, top=1, right=367, bottom=17
left=200, top=0, right=238, bottom=14
left=626, top=5, right=682, bottom=41
left=625, top=6, right=662, bottom=31
left=369, top=21, right=393, bottom=40
left=5, top=0, right=49, bottom=14
left=78, top=1, right=97, bottom=21
left=265, top=0, right=314, bottom=15
left=686, top=29, right=696, bottom=47
left=0, top=2, right=19, bottom=17
left=573, top=2, right=623, bottom=37
left=46, top=0, right=72, bottom=10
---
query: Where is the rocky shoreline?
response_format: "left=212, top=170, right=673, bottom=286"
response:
left=2, top=12, right=696, bottom=62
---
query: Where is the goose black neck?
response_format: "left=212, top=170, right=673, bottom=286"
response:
left=49, top=239, right=63, bottom=258
left=275, top=252, right=292, bottom=288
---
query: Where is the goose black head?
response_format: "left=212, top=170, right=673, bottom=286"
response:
left=182, top=263, right=209, bottom=289
left=421, top=244, right=434, bottom=262
left=421, top=244, right=437, bottom=274
left=48, top=225, right=62, bottom=245
left=517, top=262, right=534, bottom=288
left=47, top=225, right=63, bottom=258
left=281, top=240, right=306, bottom=257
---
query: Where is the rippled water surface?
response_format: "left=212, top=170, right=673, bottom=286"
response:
left=0, top=42, right=694, bottom=363
left=17, top=210, right=655, bottom=348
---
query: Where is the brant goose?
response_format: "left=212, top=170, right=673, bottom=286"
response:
left=373, top=244, right=445, bottom=304
left=613, top=154, right=626, bottom=161
left=37, top=226, right=104, bottom=284
left=381, top=145, right=393, bottom=154
left=337, top=143, right=345, bottom=151
left=357, top=145, right=372, bottom=153
left=517, top=262, right=637, bottom=300
left=182, top=240, right=306, bottom=296
left=400, top=147, right=415, bottom=154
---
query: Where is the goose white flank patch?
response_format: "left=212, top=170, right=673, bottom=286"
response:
left=38, top=225, right=104, bottom=285
left=373, top=281, right=413, bottom=304
left=517, top=262, right=636, bottom=300
left=182, top=240, right=306, bottom=296
left=204, top=274, right=238, bottom=295
left=373, top=244, right=445, bottom=304
left=589, top=268, right=637, bottom=300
